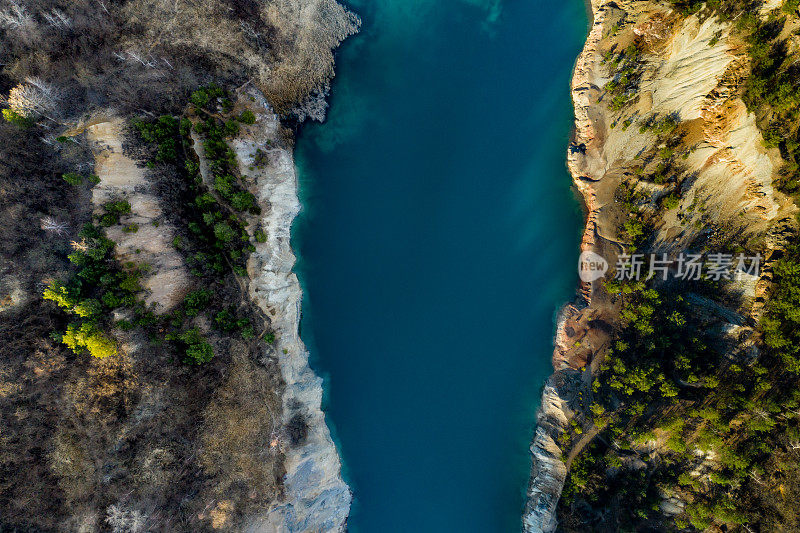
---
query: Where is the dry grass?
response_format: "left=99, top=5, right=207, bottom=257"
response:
left=66, top=352, right=137, bottom=426
left=0, top=295, right=284, bottom=531
left=199, top=341, right=284, bottom=527
left=0, top=0, right=357, bottom=122
left=0, top=328, right=73, bottom=529
left=117, top=0, right=359, bottom=113
left=261, top=0, right=360, bottom=111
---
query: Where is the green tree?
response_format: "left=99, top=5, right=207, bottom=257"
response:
left=62, top=322, right=117, bottom=358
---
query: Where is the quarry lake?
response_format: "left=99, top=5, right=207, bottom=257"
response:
left=292, top=0, right=587, bottom=530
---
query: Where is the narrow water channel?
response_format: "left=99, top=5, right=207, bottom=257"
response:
left=293, top=1, right=587, bottom=530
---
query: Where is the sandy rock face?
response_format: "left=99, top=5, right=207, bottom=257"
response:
left=642, top=15, right=733, bottom=120
left=523, top=382, right=570, bottom=533
left=87, top=118, right=192, bottom=312
left=646, top=15, right=787, bottom=247
left=526, top=1, right=794, bottom=531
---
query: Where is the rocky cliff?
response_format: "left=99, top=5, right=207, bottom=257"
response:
left=524, top=2, right=607, bottom=529
left=524, top=0, right=797, bottom=530
left=230, top=88, right=352, bottom=532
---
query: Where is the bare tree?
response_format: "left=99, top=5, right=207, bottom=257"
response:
left=40, top=216, right=68, bottom=235
left=0, top=1, right=33, bottom=29
left=7, top=77, right=60, bottom=120
left=41, top=8, right=72, bottom=29
left=260, top=0, right=360, bottom=111
left=292, top=88, right=329, bottom=122
left=105, top=504, right=148, bottom=533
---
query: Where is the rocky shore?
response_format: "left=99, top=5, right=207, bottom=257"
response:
left=229, top=89, right=352, bottom=532
left=523, top=1, right=605, bottom=530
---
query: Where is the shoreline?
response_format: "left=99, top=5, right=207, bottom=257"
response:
left=238, top=88, right=353, bottom=532
left=523, top=0, right=604, bottom=530
left=582, top=0, right=596, bottom=30
left=245, top=5, right=362, bottom=529
left=290, top=145, right=360, bottom=516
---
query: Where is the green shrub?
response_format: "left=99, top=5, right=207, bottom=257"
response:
left=62, top=322, right=118, bottom=358
left=73, top=299, right=102, bottom=318
left=134, top=115, right=180, bottom=162
left=213, top=221, right=236, bottom=243
left=237, top=109, right=256, bottom=124
left=195, top=192, right=216, bottom=209
left=214, top=308, right=250, bottom=332
left=623, top=219, right=644, bottom=240
left=686, top=504, right=712, bottom=531
left=63, top=172, right=84, bottom=186
left=190, top=84, right=223, bottom=109
left=179, top=117, right=193, bottom=137
left=183, top=289, right=211, bottom=317
left=241, top=326, right=255, bottom=340
left=214, top=174, right=234, bottom=198
left=186, top=339, right=213, bottom=363
left=43, top=281, right=78, bottom=310
left=2, top=108, right=32, bottom=127
left=99, top=200, right=132, bottom=227
left=662, top=193, right=680, bottom=210
left=102, top=291, right=122, bottom=308
left=224, top=119, right=239, bottom=137
left=202, top=212, right=216, bottom=226
left=231, top=191, right=257, bottom=212
left=172, top=328, right=214, bottom=364
left=116, top=319, right=135, bottom=331
left=117, top=272, right=141, bottom=293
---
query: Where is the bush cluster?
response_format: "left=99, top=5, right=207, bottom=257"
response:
left=99, top=200, right=131, bottom=227
left=63, top=171, right=100, bottom=186
left=134, top=115, right=183, bottom=163
left=166, top=328, right=214, bottom=365
left=604, top=43, right=644, bottom=111
left=562, top=256, right=800, bottom=530
left=130, top=86, right=275, bottom=361
left=43, top=224, right=143, bottom=358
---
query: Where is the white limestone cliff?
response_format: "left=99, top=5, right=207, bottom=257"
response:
left=231, top=89, right=351, bottom=533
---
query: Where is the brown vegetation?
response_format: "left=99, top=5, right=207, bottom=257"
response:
left=0, top=0, right=358, bottom=119
left=0, top=0, right=359, bottom=526
left=199, top=341, right=284, bottom=519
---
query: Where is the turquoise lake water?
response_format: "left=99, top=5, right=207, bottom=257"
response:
left=293, top=1, right=588, bottom=530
